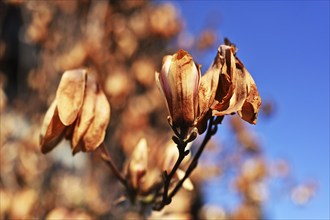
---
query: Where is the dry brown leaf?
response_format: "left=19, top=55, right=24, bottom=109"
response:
left=82, top=88, right=110, bottom=151
left=56, top=69, right=87, bottom=126
left=40, top=99, right=66, bottom=154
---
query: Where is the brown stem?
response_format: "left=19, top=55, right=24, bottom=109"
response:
left=167, top=116, right=217, bottom=202
left=100, top=142, right=127, bottom=187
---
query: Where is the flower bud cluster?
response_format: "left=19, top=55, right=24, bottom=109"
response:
left=40, top=69, right=110, bottom=154
left=155, top=43, right=261, bottom=138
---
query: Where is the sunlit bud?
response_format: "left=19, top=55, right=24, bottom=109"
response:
left=127, top=138, right=149, bottom=191
left=155, top=50, right=200, bottom=138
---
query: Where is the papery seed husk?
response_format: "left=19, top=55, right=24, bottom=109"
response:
left=40, top=100, right=66, bottom=154
left=82, top=88, right=110, bottom=151
left=56, top=69, right=87, bottom=126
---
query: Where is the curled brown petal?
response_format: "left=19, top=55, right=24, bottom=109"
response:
left=40, top=100, right=66, bottom=154
left=82, top=87, right=111, bottom=152
left=56, top=69, right=87, bottom=126
left=238, top=71, right=262, bottom=124
left=212, top=45, right=236, bottom=113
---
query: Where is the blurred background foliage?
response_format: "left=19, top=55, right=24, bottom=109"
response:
left=0, top=0, right=316, bottom=219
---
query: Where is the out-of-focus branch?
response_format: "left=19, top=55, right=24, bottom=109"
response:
left=100, top=142, right=127, bottom=187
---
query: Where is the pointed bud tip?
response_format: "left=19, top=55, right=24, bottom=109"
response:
left=176, top=49, right=188, bottom=60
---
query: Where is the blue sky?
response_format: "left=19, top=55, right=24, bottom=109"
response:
left=172, top=1, right=329, bottom=219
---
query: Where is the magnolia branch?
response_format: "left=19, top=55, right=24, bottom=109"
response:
left=100, top=142, right=127, bottom=187
left=168, top=116, right=219, bottom=200
left=154, top=137, right=188, bottom=210
left=154, top=116, right=220, bottom=210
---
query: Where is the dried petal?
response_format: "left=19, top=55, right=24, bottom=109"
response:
left=198, top=49, right=221, bottom=116
left=196, top=48, right=222, bottom=133
left=40, top=100, right=66, bottom=154
left=82, top=88, right=110, bottom=151
left=72, top=75, right=97, bottom=151
left=212, top=45, right=243, bottom=114
left=56, top=69, right=87, bottom=126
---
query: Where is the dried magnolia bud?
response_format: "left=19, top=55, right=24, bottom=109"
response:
left=211, top=45, right=261, bottom=124
left=156, top=43, right=261, bottom=138
left=40, top=68, right=111, bottom=154
left=155, top=50, right=200, bottom=138
left=127, top=138, right=148, bottom=191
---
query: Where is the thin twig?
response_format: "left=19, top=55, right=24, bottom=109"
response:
left=154, top=117, right=217, bottom=210
left=153, top=137, right=187, bottom=210
left=100, top=142, right=127, bottom=187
